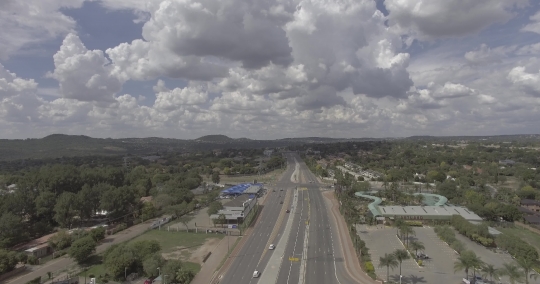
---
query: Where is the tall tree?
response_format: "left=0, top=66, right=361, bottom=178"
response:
left=454, top=250, right=484, bottom=280
left=68, top=236, right=96, bottom=264
left=481, top=264, right=499, bottom=283
left=409, top=241, right=425, bottom=257
left=500, top=263, right=524, bottom=284
left=54, top=192, right=77, bottom=228
left=211, top=171, right=220, bottom=184
left=378, top=253, right=398, bottom=282
left=393, top=249, right=410, bottom=277
left=515, top=257, right=539, bottom=284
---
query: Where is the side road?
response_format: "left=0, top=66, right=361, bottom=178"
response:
left=6, top=218, right=160, bottom=284
left=323, top=190, right=379, bottom=284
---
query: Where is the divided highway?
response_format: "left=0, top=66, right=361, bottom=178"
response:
left=219, top=153, right=358, bottom=284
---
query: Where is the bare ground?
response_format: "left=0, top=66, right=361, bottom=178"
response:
left=162, top=237, right=221, bottom=264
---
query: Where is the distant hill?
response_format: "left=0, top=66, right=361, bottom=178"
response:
left=0, top=133, right=537, bottom=162
left=195, top=135, right=236, bottom=142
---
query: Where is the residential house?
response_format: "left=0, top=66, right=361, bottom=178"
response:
left=521, top=199, right=540, bottom=213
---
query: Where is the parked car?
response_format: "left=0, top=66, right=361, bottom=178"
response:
left=269, top=244, right=275, bottom=250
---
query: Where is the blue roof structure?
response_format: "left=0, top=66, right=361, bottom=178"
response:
left=221, top=183, right=262, bottom=195
left=355, top=192, right=383, bottom=217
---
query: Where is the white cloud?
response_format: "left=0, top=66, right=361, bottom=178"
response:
left=522, top=11, right=540, bottom=34
left=48, top=34, right=124, bottom=102
left=0, top=64, right=38, bottom=99
left=385, top=0, right=526, bottom=41
left=508, top=65, right=540, bottom=96
left=0, top=0, right=86, bottom=59
left=2, top=0, right=540, bottom=139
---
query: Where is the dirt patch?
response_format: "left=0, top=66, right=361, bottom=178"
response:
left=162, top=237, right=221, bottom=264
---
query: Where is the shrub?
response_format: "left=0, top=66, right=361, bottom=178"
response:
left=405, top=221, right=423, bottom=227
left=418, top=259, right=423, bottom=266
left=364, top=261, right=375, bottom=273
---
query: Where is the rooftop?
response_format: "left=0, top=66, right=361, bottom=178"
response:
left=224, top=195, right=253, bottom=208
left=244, top=185, right=262, bottom=194
left=378, top=205, right=483, bottom=221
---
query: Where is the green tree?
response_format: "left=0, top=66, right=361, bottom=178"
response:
left=54, top=192, right=77, bottom=228
left=454, top=250, right=484, bottom=279
left=89, top=227, right=106, bottom=243
left=141, top=202, right=157, bottom=221
left=393, top=249, right=410, bottom=277
left=0, top=249, right=19, bottom=274
left=68, top=236, right=97, bottom=264
left=409, top=241, right=425, bottom=257
left=0, top=212, right=24, bottom=248
left=176, top=268, right=195, bottom=284
left=48, top=230, right=72, bottom=251
left=207, top=201, right=224, bottom=215
left=35, top=190, right=57, bottom=222
left=481, top=264, right=499, bottom=283
left=500, top=263, right=524, bottom=284
left=211, top=171, right=220, bottom=184
left=378, top=253, right=398, bottom=282
left=143, top=254, right=165, bottom=278
left=515, top=257, right=539, bottom=284
left=163, top=259, right=183, bottom=281
left=77, top=184, right=101, bottom=219
left=104, top=244, right=138, bottom=280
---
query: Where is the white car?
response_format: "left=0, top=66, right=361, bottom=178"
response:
left=269, top=244, right=275, bottom=250
left=253, top=270, right=261, bottom=278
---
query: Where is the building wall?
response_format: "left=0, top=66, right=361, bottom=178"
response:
left=523, top=204, right=540, bottom=212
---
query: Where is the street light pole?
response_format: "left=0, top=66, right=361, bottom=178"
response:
left=125, top=267, right=128, bottom=280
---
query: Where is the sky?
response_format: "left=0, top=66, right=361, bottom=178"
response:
left=1, top=0, right=540, bottom=140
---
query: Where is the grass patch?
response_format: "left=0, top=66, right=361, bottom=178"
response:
left=128, top=230, right=224, bottom=252
left=498, top=226, right=540, bottom=255
left=183, top=261, right=202, bottom=274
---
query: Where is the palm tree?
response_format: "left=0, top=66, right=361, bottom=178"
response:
left=454, top=250, right=484, bottom=280
left=394, top=249, right=410, bottom=277
left=515, top=257, right=539, bottom=284
left=394, top=219, right=404, bottom=237
left=481, top=264, right=498, bottom=283
left=379, top=253, right=399, bottom=283
left=400, top=224, right=415, bottom=247
left=409, top=241, right=425, bottom=258
left=500, top=263, right=524, bottom=284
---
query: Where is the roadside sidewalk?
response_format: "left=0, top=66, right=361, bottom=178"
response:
left=323, top=191, right=379, bottom=284
left=191, top=235, right=239, bottom=284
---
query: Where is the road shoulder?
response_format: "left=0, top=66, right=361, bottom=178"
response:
left=323, top=190, right=379, bottom=284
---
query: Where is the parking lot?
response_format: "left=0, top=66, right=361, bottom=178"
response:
left=356, top=225, right=427, bottom=283
left=453, top=231, right=540, bottom=284
left=357, top=225, right=495, bottom=284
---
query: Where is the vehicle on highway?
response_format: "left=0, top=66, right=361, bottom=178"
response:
left=269, top=244, right=275, bottom=250
left=280, top=188, right=283, bottom=191
left=253, top=270, right=261, bottom=278
left=273, top=189, right=276, bottom=192
left=280, top=201, right=283, bottom=204
left=286, top=209, right=290, bottom=213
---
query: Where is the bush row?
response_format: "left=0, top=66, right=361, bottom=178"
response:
left=496, top=233, right=538, bottom=261
left=451, top=215, right=495, bottom=247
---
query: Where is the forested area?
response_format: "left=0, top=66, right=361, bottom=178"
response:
left=0, top=148, right=284, bottom=251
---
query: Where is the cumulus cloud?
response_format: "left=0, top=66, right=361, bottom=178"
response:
left=48, top=34, right=124, bottom=102
left=508, top=65, right=540, bottom=96
left=0, top=0, right=85, bottom=59
left=385, top=0, right=525, bottom=41
left=0, top=64, right=38, bottom=99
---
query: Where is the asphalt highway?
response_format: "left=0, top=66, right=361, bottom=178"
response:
left=219, top=155, right=296, bottom=284
left=220, top=153, right=358, bottom=284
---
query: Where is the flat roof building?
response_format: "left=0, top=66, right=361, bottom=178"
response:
left=378, top=205, right=483, bottom=221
